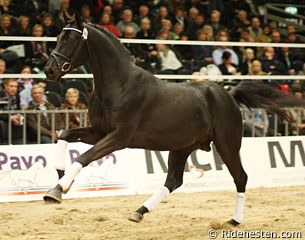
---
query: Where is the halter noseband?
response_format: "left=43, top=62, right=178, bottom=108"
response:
left=51, top=26, right=88, bottom=73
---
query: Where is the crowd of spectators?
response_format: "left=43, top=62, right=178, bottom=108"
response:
left=0, top=0, right=305, bottom=142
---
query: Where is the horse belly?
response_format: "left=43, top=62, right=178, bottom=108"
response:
left=130, top=109, right=211, bottom=151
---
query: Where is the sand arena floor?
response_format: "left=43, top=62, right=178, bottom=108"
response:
left=1, top=185, right=304, bottom=240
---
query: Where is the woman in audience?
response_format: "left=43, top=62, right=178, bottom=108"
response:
left=60, top=88, right=88, bottom=129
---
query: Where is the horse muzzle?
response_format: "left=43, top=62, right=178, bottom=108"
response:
left=44, top=63, right=62, bottom=82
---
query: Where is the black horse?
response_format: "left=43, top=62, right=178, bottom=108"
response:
left=44, top=10, right=302, bottom=226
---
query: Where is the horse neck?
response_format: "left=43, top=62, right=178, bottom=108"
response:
left=86, top=26, right=132, bottom=94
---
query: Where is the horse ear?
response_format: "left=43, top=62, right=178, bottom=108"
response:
left=63, top=9, right=83, bottom=28
left=63, top=9, right=76, bottom=24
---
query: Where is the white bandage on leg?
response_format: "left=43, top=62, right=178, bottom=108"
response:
left=233, top=192, right=245, bottom=223
left=58, top=162, right=83, bottom=191
left=143, top=186, right=170, bottom=212
left=54, top=140, right=68, bottom=171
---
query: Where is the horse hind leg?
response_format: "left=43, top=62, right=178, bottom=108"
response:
left=128, top=148, right=193, bottom=223
left=216, top=146, right=248, bottom=226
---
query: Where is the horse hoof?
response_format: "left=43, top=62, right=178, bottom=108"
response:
left=43, top=188, right=62, bottom=204
left=227, top=219, right=240, bottom=226
left=128, top=212, right=143, bottom=223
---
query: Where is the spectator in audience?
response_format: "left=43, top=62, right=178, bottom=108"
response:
left=259, top=47, right=286, bottom=75
left=48, top=0, right=61, bottom=14
left=0, top=0, right=16, bottom=16
left=98, top=12, right=121, bottom=37
left=80, top=4, right=95, bottom=24
left=185, top=0, right=207, bottom=17
left=0, top=78, right=23, bottom=144
left=23, top=0, right=48, bottom=26
left=248, top=60, right=266, bottom=76
left=209, top=10, right=223, bottom=38
left=151, top=39, right=183, bottom=77
left=218, top=51, right=240, bottom=76
left=0, top=14, right=18, bottom=49
left=0, top=59, right=7, bottom=90
left=186, top=7, right=199, bottom=26
left=158, top=19, right=175, bottom=40
left=172, top=22, right=183, bottom=40
left=171, top=7, right=187, bottom=31
left=134, top=5, right=151, bottom=26
left=41, top=12, right=60, bottom=51
left=277, top=47, right=296, bottom=75
left=255, top=23, right=271, bottom=42
left=0, top=14, right=22, bottom=73
left=242, top=108, right=269, bottom=137
left=270, top=30, right=282, bottom=55
left=25, top=85, right=65, bottom=143
left=202, top=24, right=214, bottom=41
left=192, top=29, right=213, bottom=68
left=116, top=9, right=140, bottom=36
left=102, top=5, right=114, bottom=22
left=18, top=15, right=32, bottom=36
left=231, top=10, right=250, bottom=40
left=60, top=88, right=88, bottom=129
left=287, top=91, right=305, bottom=135
left=41, top=12, right=60, bottom=37
left=17, top=65, right=34, bottom=91
left=239, top=27, right=254, bottom=42
left=54, top=0, right=71, bottom=29
left=239, top=48, right=255, bottom=75
left=136, top=18, right=156, bottom=53
left=170, top=0, right=185, bottom=14
left=186, top=13, right=204, bottom=40
left=212, top=34, right=239, bottom=66
left=25, top=24, right=50, bottom=70
left=123, top=26, right=150, bottom=70
left=153, top=5, right=171, bottom=34
left=248, top=17, right=262, bottom=40
left=175, top=32, right=194, bottom=61
left=111, top=0, right=125, bottom=24
left=19, top=78, right=46, bottom=109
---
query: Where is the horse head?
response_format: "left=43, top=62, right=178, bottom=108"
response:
left=44, top=9, right=89, bottom=81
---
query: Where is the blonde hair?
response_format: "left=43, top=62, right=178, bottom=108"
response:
left=65, top=88, right=79, bottom=97
left=31, top=84, right=45, bottom=93
left=32, top=24, right=43, bottom=33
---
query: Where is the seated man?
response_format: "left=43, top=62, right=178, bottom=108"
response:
left=0, top=78, right=23, bottom=144
left=24, top=85, right=65, bottom=143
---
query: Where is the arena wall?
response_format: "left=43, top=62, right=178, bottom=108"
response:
left=0, top=136, right=304, bottom=202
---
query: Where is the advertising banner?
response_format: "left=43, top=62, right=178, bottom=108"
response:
left=0, top=136, right=304, bottom=202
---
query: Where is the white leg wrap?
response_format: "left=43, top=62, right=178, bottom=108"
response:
left=233, top=192, right=245, bottom=223
left=54, top=140, right=68, bottom=171
left=58, top=162, right=83, bottom=191
left=143, top=186, right=170, bottom=212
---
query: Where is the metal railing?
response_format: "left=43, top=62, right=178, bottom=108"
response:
left=0, top=109, right=88, bottom=144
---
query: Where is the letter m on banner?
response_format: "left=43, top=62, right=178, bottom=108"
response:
left=268, top=141, right=305, bottom=168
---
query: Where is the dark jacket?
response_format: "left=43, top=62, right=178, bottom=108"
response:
left=24, top=100, right=65, bottom=137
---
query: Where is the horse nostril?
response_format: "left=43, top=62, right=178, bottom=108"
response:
left=45, top=67, right=54, bottom=77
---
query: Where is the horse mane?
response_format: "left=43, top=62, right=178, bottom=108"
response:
left=87, top=23, right=135, bottom=63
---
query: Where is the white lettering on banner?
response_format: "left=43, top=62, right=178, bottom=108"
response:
left=0, top=136, right=304, bottom=202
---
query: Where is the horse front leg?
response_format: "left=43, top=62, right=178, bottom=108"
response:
left=43, top=130, right=130, bottom=204
left=128, top=148, right=193, bottom=223
left=60, top=126, right=104, bottom=145
left=54, top=127, right=105, bottom=180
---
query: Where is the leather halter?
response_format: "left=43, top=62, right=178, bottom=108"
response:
left=51, top=26, right=88, bottom=73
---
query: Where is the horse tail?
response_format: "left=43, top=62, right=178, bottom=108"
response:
left=230, top=81, right=305, bottom=121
